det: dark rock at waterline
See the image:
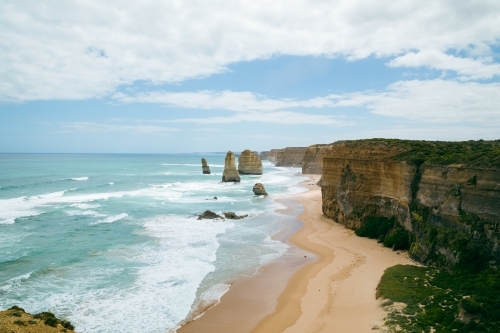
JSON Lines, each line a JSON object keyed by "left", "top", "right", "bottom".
{"left": 223, "top": 211, "right": 248, "bottom": 220}
{"left": 253, "top": 183, "right": 268, "bottom": 196}
{"left": 197, "top": 210, "right": 223, "bottom": 220}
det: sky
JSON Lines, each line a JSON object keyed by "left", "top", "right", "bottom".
{"left": 1, "top": 0, "right": 500, "bottom": 153}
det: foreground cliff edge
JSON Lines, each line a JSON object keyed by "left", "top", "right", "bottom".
{"left": 0, "top": 306, "right": 77, "bottom": 333}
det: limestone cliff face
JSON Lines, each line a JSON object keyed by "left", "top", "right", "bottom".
{"left": 222, "top": 151, "right": 241, "bottom": 182}
{"left": 201, "top": 158, "right": 211, "bottom": 174}
{"left": 268, "top": 149, "right": 279, "bottom": 164}
{"left": 321, "top": 140, "right": 500, "bottom": 268}
{"left": 238, "top": 150, "right": 263, "bottom": 175}
{"left": 259, "top": 151, "right": 270, "bottom": 160}
{"left": 302, "top": 143, "right": 337, "bottom": 174}
{"left": 269, "top": 147, "right": 307, "bottom": 167}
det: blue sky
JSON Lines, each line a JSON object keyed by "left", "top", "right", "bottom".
{"left": 1, "top": 1, "right": 500, "bottom": 153}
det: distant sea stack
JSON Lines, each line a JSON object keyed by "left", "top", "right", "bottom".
{"left": 253, "top": 183, "right": 268, "bottom": 196}
{"left": 238, "top": 150, "right": 263, "bottom": 175}
{"left": 201, "top": 158, "right": 211, "bottom": 174}
{"left": 259, "top": 151, "right": 270, "bottom": 160}
{"left": 222, "top": 151, "right": 241, "bottom": 182}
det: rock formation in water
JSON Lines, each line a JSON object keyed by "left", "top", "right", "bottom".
{"left": 259, "top": 151, "right": 270, "bottom": 160}
{"left": 238, "top": 150, "right": 263, "bottom": 175}
{"left": 201, "top": 158, "right": 211, "bottom": 174}
{"left": 253, "top": 183, "right": 268, "bottom": 196}
{"left": 0, "top": 306, "right": 76, "bottom": 333}
{"left": 321, "top": 139, "right": 500, "bottom": 269}
{"left": 267, "top": 147, "right": 307, "bottom": 167}
{"left": 223, "top": 212, "right": 248, "bottom": 219}
{"left": 302, "top": 143, "right": 338, "bottom": 174}
{"left": 222, "top": 151, "right": 241, "bottom": 182}
{"left": 198, "top": 210, "right": 223, "bottom": 220}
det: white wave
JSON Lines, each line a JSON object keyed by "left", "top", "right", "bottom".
{"left": 70, "top": 203, "right": 100, "bottom": 209}
{"left": 109, "top": 182, "right": 114, "bottom": 185}
{"left": 94, "top": 213, "right": 128, "bottom": 224}
{"left": 259, "top": 235, "right": 290, "bottom": 265}
{"left": 66, "top": 210, "right": 106, "bottom": 217}
{"left": 70, "top": 177, "right": 89, "bottom": 181}
{"left": 0, "top": 272, "right": 32, "bottom": 292}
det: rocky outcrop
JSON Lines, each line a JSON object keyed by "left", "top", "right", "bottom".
{"left": 321, "top": 139, "right": 500, "bottom": 269}
{"left": 222, "top": 151, "right": 241, "bottom": 182}
{"left": 253, "top": 183, "right": 268, "bottom": 196}
{"left": 223, "top": 212, "right": 248, "bottom": 220}
{"left": 201, "top": 158, "right": 211, "bottom": 174}
{"left": 259, "top": 151, "right": 270, "bottom": 160}
{"left": 302, "top": 143, "right": 337, "bottom": 174}
{"left": 198, "top": 210, "right": 223, "bottom": 220}
{"left": 0, "top": 306, "right": 76, "bottom": 333}
{"left": 238, "top": 150, "right": 263, "bottom": 175}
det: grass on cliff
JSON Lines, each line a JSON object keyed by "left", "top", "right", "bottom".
{"left": 377, "top": 265, "right": 500, "bottom": 333}
{"left": 345, "top": 139, "right": 500, "bottom": 169}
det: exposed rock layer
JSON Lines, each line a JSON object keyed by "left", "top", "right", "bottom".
{"left": 253, "top": 183, "right": 268, "bottom": 196}
{"left": 222, "top": 151, "right": 241, "bottom": 182}
{"left": 201, "top": 158, "right": 211, "bottom": 174}
{"left": 238, "top": 150, "right": 263, "bottom": 175}
{"left": 321, "top": 139, "right": 500, "bottom": 268}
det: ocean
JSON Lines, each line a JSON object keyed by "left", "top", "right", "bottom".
{"left": 0, "top": 153, "right": 305, "bottom": 333}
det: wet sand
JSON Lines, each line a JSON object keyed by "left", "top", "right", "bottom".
{"left": 178, "top": 175, "right": 417, "bottom": 333}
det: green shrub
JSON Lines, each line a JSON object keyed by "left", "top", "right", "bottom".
{"left": 384, "top": 229, "right": 410, "bottom": 250}
{"left": 462, "top": 298, "right": 485, "bottom": 315}
{"left": 61, "top": 320, "right": 75, "bottom": 330}
{"left": 13, "top": 320, "right": 27, "bottom": 326}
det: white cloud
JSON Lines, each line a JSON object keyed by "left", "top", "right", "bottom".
{"left": 1, "top": 0, "right": 500, "bottom": 102}
{"left": 114, "top": 79, "right": 500, "bottom": 125}
{"left": 387, "top": 51, "right": 500, "bottom": 80}
{"left": 56, "top": 122, "right": 178, "bottom": 134}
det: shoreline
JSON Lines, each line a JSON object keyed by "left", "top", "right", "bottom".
{"left": 178, "top": 175, "right": 418, "bottom": 333}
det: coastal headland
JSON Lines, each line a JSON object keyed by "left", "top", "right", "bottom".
{"left": 178, "top": 175, "right": 416, "bottom": 333}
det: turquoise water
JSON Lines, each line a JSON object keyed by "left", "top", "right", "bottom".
{"left": 0, "top": 154, "right": 305, "bottom": 333}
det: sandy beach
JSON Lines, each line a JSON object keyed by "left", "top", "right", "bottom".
{"left": 178, "top": 175, "right": 417, "bottom": 333}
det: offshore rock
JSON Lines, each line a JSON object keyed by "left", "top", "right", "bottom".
{"left": 238, "top": 149, "right": 263, "bottom": 175}
{"left": 253, "top": 183, "right": 268, "bottom": 196}
{"left": 259, "top": 151, "right": 270, "bottom": 160}
{"left": 222, "top": 151, "right": 241, "bottom": 182}
{"left": 201, "top": 158, "right": 211, "bottom": 174}
{"left": 321, "top": 139, "right": 500, "bottom": 268}
{"left": 223, "top": 211, "right": 249, "bottom": 219}
{"left": 198, "top": 210, "right": 223, "bottom": 220}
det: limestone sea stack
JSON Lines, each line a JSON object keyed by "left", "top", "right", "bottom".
{"left": 259, "top": 151, "right": 270, "bottom": 160}
{"left": 201, "top": 158, "right": 211, "bottom": 174}
{"left": 253, "top": 183, "right": 268, "bottom": 196}
{"left": 238, "top": 149, "right": 263, "bottom": 175}
{"left": 222, "top": 151, "right": 241, "bottom": 182}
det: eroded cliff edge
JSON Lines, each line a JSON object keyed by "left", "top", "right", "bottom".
{"left": 321, "top": 139, "right": 500, "bottom": 270}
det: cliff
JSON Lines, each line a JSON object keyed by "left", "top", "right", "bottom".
{"left": 201, "top": 158, "right": 210, "bottom": 174}
{"left": 222, "top": 151, "right": 240, "bottom": 182}
{"left": 259, "top": 151, "right": 270, "bottom": 160}
{"left": 238, "top": 150, "right": 263, "bottom": 175}
{"left": 302, "top": 143, "right": 337, "bottom": 174}
{"left": 268, "top": 149, "right": 279, "bottom": 164}
{"left": 0, "top": 306, "right": 76, "bottom": 333}
{"left": 321, "top": 139, "right": 500, "bottom": 270}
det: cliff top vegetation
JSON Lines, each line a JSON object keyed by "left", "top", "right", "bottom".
{"left": 336, "top": 139, "right": 500, "bottom": 169}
